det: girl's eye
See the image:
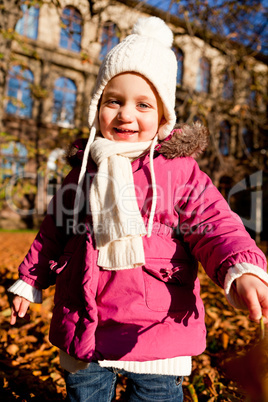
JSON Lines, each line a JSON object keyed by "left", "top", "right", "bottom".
{"left": 107, "top": 99, "right": 120, "bottom": 106}
{"left": 138, "top": 103, "right": 150, "bottom": 109}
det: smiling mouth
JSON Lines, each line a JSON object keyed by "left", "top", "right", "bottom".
{"left": 114, "top": 128, "right": 137, "bottom": 135}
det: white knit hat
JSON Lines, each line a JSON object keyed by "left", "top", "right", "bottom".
{"left": 88, "top": 16, "right": 177, "bottom": 140}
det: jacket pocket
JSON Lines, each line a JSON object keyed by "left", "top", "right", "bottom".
{"left": 143, "top": 257, "right": 198, "bottom": 313}
{"left": 143, "top": 270, "right": 194, "bottom": 313}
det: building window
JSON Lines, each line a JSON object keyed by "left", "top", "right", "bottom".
{"left": 60, "top": 7, "right": 82, "bottom": 53}
{"left": 47, "top": 148, "right": 66, "bottom": 198}
{"left": 52, "top": 77, "right": 77, "bottom": 127}
{"left": 196, "top": 57, "right": 210, "bottom": 93}
{"left": 173, "top": 47, "right": 183, "bottom": 86}
{"left": 15, "top": 3, "right": 39, "bottom": 39}
{"left": 248, "top": 76, "right": 258, "bottom": 108}
{"left": 6, "top": 65, "right": 34, "bottom": 118}
{"left": 0, "top": 141, "right": 28, "bottom": 179}
{"left": 219, "top": 120, "right": 231, "bottom": 155}
{"left": 242, "top": 126, "right": 253, "bottom": 153}
{"left": 99, "top": 22, "right": 120, "bottom": 61}
{"left": 222, "top": 71, "right": 234, "bottom": 100}
{"left": 248, "top": 89, "right": 257, "bottom": 108}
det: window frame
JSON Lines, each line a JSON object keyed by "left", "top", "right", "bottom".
{"left": 0, "top": 141, "right": 28, "bottom": 179}
{"left": 5, "top": 65, "right": 34, "bottom": 118}
{"left": 219, "top": 120, "right": 231, "bottom": 156}
{"left": 52, "top": 77, "right": 77, "bottom": 127}
{"left": 59, "top": 6, "right": 82, "bottom": 53}
{"left": 15, "top": 3, "right": 39, "bottom": 40}
{"left": 99, "top": 21, "right": 120, "bottom": 61}
{"left": 173, "top": 47, "right": 184, "bottom": 86}
{"left": 196, "top": 57, "right": 211, "bottom": 93}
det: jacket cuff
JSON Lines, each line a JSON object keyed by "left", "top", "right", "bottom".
{"left": 8, "top": 279, "right": 42, "bottom": 303}
{"left": 224, "top": 263, "right": 268, "bottom": 309}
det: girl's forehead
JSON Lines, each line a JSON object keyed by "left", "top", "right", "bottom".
{"left": 103, "top": 73, "right": 162, "bottom": 101}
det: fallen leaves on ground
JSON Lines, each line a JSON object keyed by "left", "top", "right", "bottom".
{"left": 0, "top": 232, "right": 266, "bottom": 401}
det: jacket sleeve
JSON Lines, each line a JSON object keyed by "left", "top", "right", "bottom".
{"left": 17, "top": 166, "right": 81, "bottom": 290}
{"left": 175, "top": 158, "right": 267, "bottom": 288}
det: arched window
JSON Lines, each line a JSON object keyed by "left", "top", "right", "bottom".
{"left": 219, "top": 120, "right": 231, "bottom": 155}
{"left": 0, "top": 141, "right": 28, "bottom": 179}
{"left": 15, "top": 3, "right": 39, "bottom": 39}
{"left": 222, "top": 71, "right": 234, "bottom": 100}
{"left": 173, "top": 47, "right": 184, "bottom": 86}
{"left": 60, "top": 7, "right": 82, "bottom": 52}
{"left": 196, "top": 57, "right": 210, "bottom": 93}
{"left": 99, "top": 22, "right": 120, "bottom": 61}
{"left": 52, "top": 77, "right": 77, "bottom": 127}
{"left": 6, "top": 65, "right": 34, "bottom": 118}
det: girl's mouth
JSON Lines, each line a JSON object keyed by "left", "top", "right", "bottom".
{"left": 114, "top": 128, "right": 137, "bottom": 134}
{"left": 114, "top": 128, "right": 138, "bottom": 138}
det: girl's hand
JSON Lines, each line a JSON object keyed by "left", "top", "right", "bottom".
{"left": 10, "top": 295, "right": 30, "bottom": 325}
{"left": 235, "top": 274, "right": 268, "bottom": 325}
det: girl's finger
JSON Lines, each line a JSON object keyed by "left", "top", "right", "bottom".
{"left": 10, "top": 296, "right": 30, "bottom": 325}
{"left": 18, "top": 298, "right": 30, "bottom": 318}
{"left": 10, "top": 307, "right": 18, "bottom": 325}
{"left": 247, "top": 294, "right": 262, "bottom": 322}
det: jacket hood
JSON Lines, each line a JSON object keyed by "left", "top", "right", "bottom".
{"left": 66, "top": 122, "right": 210, "bottom": 167}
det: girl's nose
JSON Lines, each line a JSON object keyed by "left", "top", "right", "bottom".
{"left": 117, "top": 107, "right": 134, "bottom": 122}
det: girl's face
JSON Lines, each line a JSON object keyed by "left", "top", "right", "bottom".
{"left": 98, "top": 73, "right": 165, "bottom": 142}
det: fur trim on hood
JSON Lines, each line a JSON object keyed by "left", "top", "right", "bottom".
{"left": 66, "top": 122, "right": 210, "bottom": 167}
{"left": 158, "top": 122, "right": 209, "bottom": 159}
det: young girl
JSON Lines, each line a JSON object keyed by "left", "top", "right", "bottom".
{"left": 9, "top": 17, "right": 268, "bottom": 401}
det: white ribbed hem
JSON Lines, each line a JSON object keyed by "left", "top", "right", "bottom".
{"left": 99, "top": 356, "right": 192, "bottom": 376}
{"left": 98, "top": 236, "right": 145, "bottom": 270}
{"left": 224, "top": 263, "right": 268, "bottom": 309}
{"left": 8, "top": 279, "right": 42, "bottom": 303}
{"left": 60, "top": 349, "right": 192, "bottom": 376}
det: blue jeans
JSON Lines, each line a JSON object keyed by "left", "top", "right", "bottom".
{"left": 65, "top": 361, "right": 184, "bottom": 401}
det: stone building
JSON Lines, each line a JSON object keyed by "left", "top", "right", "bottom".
{"left": 0, "top": 0, "right": 267, "bottom": 241}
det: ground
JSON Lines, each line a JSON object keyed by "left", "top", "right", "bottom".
{"left": 0, "top": 231, "right": 267, "bottom": 401}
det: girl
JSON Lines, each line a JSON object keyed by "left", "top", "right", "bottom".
{"left": 9, "top": 17, "right": 268, "bottom": 401}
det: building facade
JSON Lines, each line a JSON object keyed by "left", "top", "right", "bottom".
{"left": 0, "top": 0, "right": 267, "bottom": 241}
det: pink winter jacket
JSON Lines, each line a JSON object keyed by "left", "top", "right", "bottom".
{"left": 17, "top": 128, "right": 267, "bottom": 363}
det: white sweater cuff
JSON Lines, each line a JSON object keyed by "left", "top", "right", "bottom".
{"left": 8, "top": 279, "right": 42, "bottom": 303}
{"left": 224, "top": 263, "right": 268, "bottom": 310}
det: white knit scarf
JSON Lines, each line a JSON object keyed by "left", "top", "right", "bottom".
{"left": 90, "top": 137, "right": 154, "bottom": 270}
